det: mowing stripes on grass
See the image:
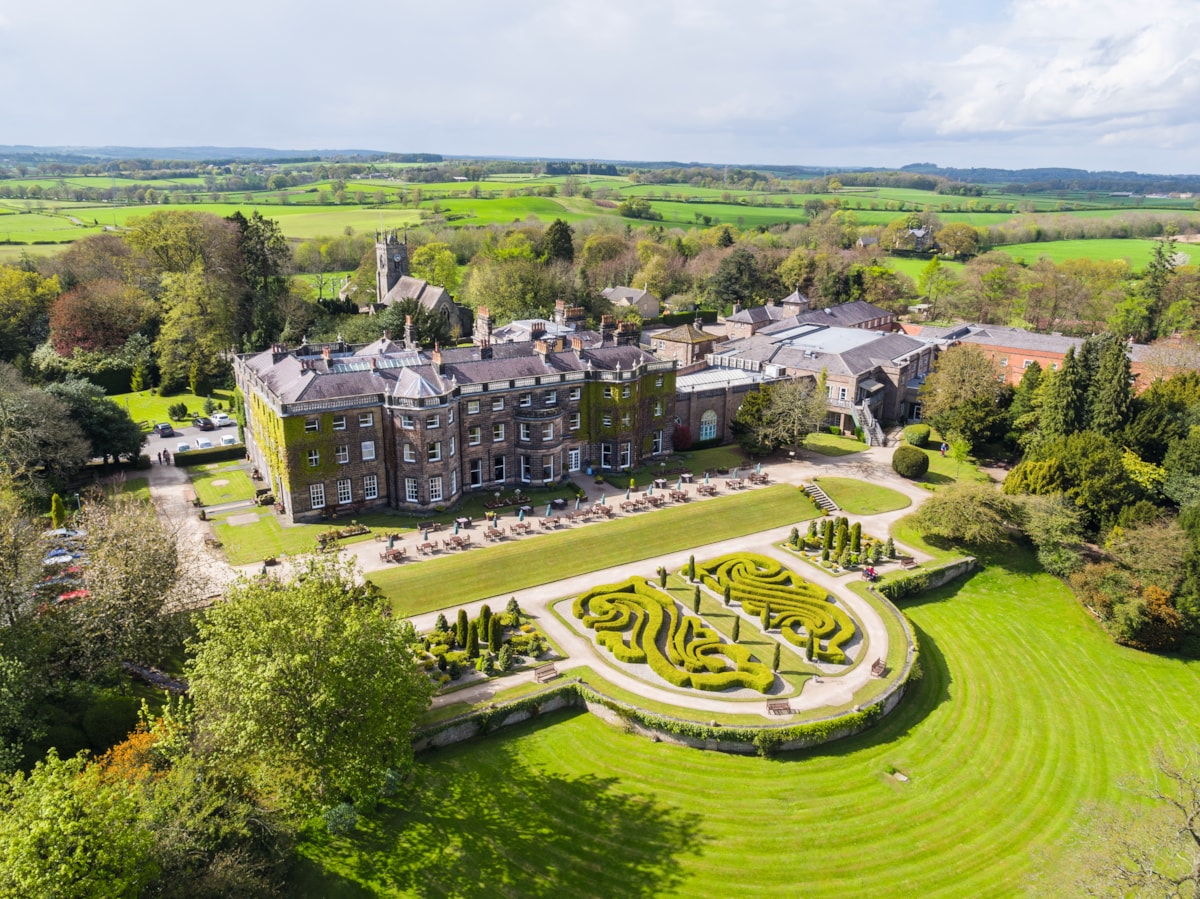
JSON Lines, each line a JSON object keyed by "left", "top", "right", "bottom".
{"left": 373, "top": 485, "right": 817, "bottom": 616}
{"left": 293, "top": 548, "right": 1200, "bottom": 897}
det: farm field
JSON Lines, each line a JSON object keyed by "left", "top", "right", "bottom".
{"left": 291, "top": 546, "right": 1200, "bottom": 897}
{"left": 996, "top": 237, "right": 1168, "bottom": 268}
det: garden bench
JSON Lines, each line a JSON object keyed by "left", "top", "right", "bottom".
{"left": 899, "top": 557, "right": 918, "bottom": 570}
{"left": 870, "top": 658, "right": 887, "bottom": 677}
{"left": 767, "top": 701, "right": 792, "bottom": 716}
{"left": 417, "top": 521, "right": 443, "bottom": 532}
{"left": 534, "top": 663, "right": 558, "bottom": 683}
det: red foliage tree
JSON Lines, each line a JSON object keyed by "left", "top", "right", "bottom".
{"left": 49, "top": 279, "right": 154, "bottom": 355}
{"left": 672, "top": 423, "right": 692, "bottom": 451}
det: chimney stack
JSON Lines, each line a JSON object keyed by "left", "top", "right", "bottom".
{"left": 432, "top": 345, "right": 443, "bottom": 373}
{"left": 404, "top": 314, "right": 415, "bottom": 350}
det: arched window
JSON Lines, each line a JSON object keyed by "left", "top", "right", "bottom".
{"left": 699, "top": 410, "right": 718, "bottom": 441}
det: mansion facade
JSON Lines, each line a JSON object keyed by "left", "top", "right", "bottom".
{"left": 234, "top": 331, "right": 675, "bottom": 522}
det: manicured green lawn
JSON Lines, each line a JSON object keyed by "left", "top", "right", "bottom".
{"left": 212, "top": 510, "right": 405, "bottom": 565}
{"left": 109, "top": 389, "right": 237, "bottom": 431}
{"left": 804, "top": 433, "right": 866, "bottom": 456}
{"left": 189, "top": 466, "right": 256, "bottom": 506}
{"left": 813, "top": 477, "right": 911, "bottom": 514}
{"left": 292, "top": 546, "right": 1200, "bottom": 897}
{"left": 372, "top": 485, "right": 818, "bottom": 616}
{"left": 914, "top": 443, "right": 993, "bottom": 486}
{"left": 107, "top": 477, "right": 150, "bottom": 503}
{"left": 1000, "top": 238, "right": 1163, "bottom": 269}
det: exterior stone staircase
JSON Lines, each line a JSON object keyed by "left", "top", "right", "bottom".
{"left": 804, "top": 483, "right": 840, "bottom": 513}
{"left": 853, "top": 402, "right": 887, "bottom": 447}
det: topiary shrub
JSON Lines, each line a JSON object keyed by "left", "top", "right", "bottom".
{"left": 892, "top": 445, "right": 930, "bottom": 479}
{"left": 903, "top": 424, "right": 931, "bottom": 447}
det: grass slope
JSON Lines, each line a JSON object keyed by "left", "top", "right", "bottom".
{"left": 294, "top": 548, "right": 1200, "bottom": 897}
{"left": 372, "top": 485, "right": 817, "bottom": 616}
{"left": 813, "top": 477, "right": 911, "bottom": 515}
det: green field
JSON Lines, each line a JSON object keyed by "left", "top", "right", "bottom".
{"left": 996, "top": 238, "right": 1167, "bottom": 268}
{"left": 370, "top": 485, "right": 818, "bottom": 616}
{"left": 109, "top": 389, "right": 237, "bottom": 431}
{"left": 292, "top": 546, "right": 1200, "bottom": 896}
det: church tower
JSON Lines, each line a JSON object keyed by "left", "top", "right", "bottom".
{"left": 375, "top": 230, "right": 409, "bottom": 303}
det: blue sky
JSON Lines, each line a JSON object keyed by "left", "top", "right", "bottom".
{"left": 2, "top": 0, "right": 1198, "bottom": 173}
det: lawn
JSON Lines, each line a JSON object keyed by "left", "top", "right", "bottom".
{"left": 189, "top": 465, "right": 256, "bottom": 506}
{"left": 999, "top": 238, "right": 1164, "bottom": 269}
{"left": 914, "top": 443, "right": 993, "bottom": 487}
{"left": 107, "top": 477, "right": 150, "bottom": 503}
{"left": 371, "top": 485, "right": 818, "bottom": 616}
{"left": 803, "top": 433, "right": 866, "bottom": 456}
{"left": 211, "top": 510, "right": 404, "bottom": 565}
{"left": 813, "top": 477, "right": 911, "bottom": 515}
{"left": 292, "top": 545, "right": 1200, "bottom": 897}
{"left": 109, "top": 389, "right": 237, "bottom": 431}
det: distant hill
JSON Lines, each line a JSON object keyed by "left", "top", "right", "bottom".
{"left": 899, "top": 162, "right": 1200, "bottom": 193}
{"left": 0, "top": 145, "right": 395, "bottom": 163}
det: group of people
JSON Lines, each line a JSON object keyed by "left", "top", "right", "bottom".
{"left": 155, "top": 450, "right": 172, "bottom": 464}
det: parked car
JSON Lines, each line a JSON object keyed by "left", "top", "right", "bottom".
{"left": 219, "top": 434, "right": 238, "bottom": 446}
{"left": 175, "top": 442, "right": 191, "bottom": 454}
{"left": 211, "top": 412, "right": 233, "bottom": 427}
{"left": 152, "top": 423, "right": 175, "bottom": 438}
{"left": 195, "top": 438, "right": 214, "bottom": 450}
{"left": 193, "top": 416, "right": 215, "bottom": 431}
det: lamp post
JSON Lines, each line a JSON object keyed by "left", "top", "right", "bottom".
{"left": 73, "top": 493, "right": 81, "bottom": 513}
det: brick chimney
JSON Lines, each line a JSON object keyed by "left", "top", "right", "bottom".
{"left": 322, "top": 345, "right": 331, "bottom": 362}
{"left": 570, "top": 336, "right": 584, "bottom": 354}
{"left": 404, "top": 315, "right": 415, "bottom": 350}
{"left": 530, "top": 321, "right": 546, "bottom": 340}
{"left": 432, "top": 344, "right": 443, "bottom": 374}
{"left": 474, "top": 306, "right": 492, "bottom": 346}
{"left": 534, "top": 339, "right": 550, "bottom": 361}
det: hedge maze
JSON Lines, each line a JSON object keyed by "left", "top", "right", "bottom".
{"left": 572, "top": 576, "right": 775, "bottom": 693}
{"left": 695, "top": 553, "right": 857, "bottom": 664}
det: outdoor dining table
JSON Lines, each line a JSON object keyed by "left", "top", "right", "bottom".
{"left": 697, "top": 484, "right": 717, "bottom": 496}
{"left": 485, "top": 527, "right": 504, "bottom": 541}
{"left": 680, "top": 472, "right": 694, "bottom": 483}
{"left": 653, "top": 478, "right": 667, "bottom": 489}
{"left": 417, "top": 542, "right": 438, "bottom": 554}
{"left": 455, "top": 516, "right": 472, "bottom": 528}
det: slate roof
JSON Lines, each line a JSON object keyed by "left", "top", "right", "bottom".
{"left": 656, "top": 323, "right": 716, "bottom": 344}
{"left": 381, "top": 276, "right": 451, "bottom": 310}
{"left": 712, "top": 326, "right": 927, "bottom": 378}
{"left": 727, "top": 305, "right": 785, "bottom": 325}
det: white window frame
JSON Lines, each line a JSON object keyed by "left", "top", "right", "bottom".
{"left": 491, "top": 397, "right": 504, "bottom": 411}
{"left": 619, "top": 442, "right": 632, "bottom": 469}
{"left": 622, "top": 385, "right": 631, "bottom": 399}
{"left": 468, "top": 426, "right": 481, "bottom": 446}
{"left": 359, "top": 412, "right": 374, "bottom": 428}
{"left": 700, "top": 411, "right": 718, "bottom": 441}
{"left": 427, "top": 414, "right": 441, "bottom": 429}
{"left": 600, "top": 443, "right": 613, "bottom": 469}
{"left": 654, "top": 400, "right": 663, "bottom": 416}
{"left": 336, "top": 478, "right": 352, "bottom": 504}
{"left": 519, "top": 422, "right": 531, "bottom": 442}
{"left": 621, "top": 413, "right": 631, "bottom": 428}
{"left": 403, "top": 444, "right": 416, "bottom": 463}
{"left": 310, "top": 483, "right": 326, "bottom": 509}
{"left": 405, "top": 477, "right": 418, "bottom": 503}
{"left": 493, "top": 423, "right": 505, "bottom": 442}
{"left": 469, "top": 458, "right": 483, "bottom": 488}
{"left": 493, "top": 456, "right": 506, "bottom": 482}
{"left": 543, "top": 423, "right": 554, "bottom": 441}
{"left": 467, "top": 399, "right": 480, "bottom": 414}
{"left": 305, "top": 418, "right": 319, "bottom": 433}
{"left": 545, "top": 390, "right": 557, "bottom": 406}
{"left": 449, "top": 435, "right": 456, "bottom": 457}
{"left": 335, "top": 445, "right": 349, "bottom": 464}
{"left": 361, "top": 440, "right": 376, "bottom": 461}
{"left": 519, "top": 392, "right": 532, "bottom": 408}
{"left": 655, "top": 375, "right": 664, "bottom": 387}
{"left": 569, "top": 412, "right": 581, "bottom": 431}
{"left": 568, "top": 448, "right": 581, "bottom": 472}
{"left": 363, "top": 474, "right": 378, "bottom": 500}
{"left": 603, "top": 386, "right": 613, "bottom": 399}
{"left": 520, "top": 455, "right": 531, "bottom": 483}
{"left": 450, "top": 469, "right": 457, "bottom": 494}
{"left": 602, "top": 413, "right": 612, "bottom": 427}
{"left": 427, "top": 441, "right": 441, "bottom": 462}
{"left": 333, "top": 415, "right": 347, "bottom": 431}
{"left": 652, "top": 430, "right": 663, "bottom": 453}
{"left": 569, "top": 387, "right": 581, "bottom": 401}
{"left": 308, "top": 449, "right": 320, "bottom": 467}
{"left": 401, "top": 414, "right": 415, "bottom": 429}
{"left": 429, "top": 476, "right": 443, "bottom": 503}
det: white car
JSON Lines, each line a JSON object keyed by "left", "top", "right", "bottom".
{"left": 220, "top": 434, "right": 238, "bottom": 446}
{"left": 211, "top": 412, "right": 233, "bottom": 427}
{"left": 175, "top": 442, "right": 191, "bottom": 454}
{"left": 195, "top": 438, "right": 214, "bottom": 450}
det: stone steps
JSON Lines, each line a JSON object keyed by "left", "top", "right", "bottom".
{"left": 804, "top": 483, "right": 840, "bottom": 513}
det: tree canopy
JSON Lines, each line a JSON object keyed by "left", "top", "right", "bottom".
{"left": 187, "top": 558, "right": 433, "bottom": 815}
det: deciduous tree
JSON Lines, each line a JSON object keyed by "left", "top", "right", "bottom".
{"left": 187, "top": 558, "right": 433, "bottom": 815}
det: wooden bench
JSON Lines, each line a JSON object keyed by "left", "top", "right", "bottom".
{"left": 534, "top": 663, "right": 558, "bottom": 683}
{"left": 767, "top": 701, "right": 792, "bottom": 716}
{"left": 899, "top": 558, "right": 919, "bottom": 570}
{"left": 870, "top": 658, "right": 887, "bottom": 677}
{"left": 417, "top": 521, "right": 443, "bottom": 532}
